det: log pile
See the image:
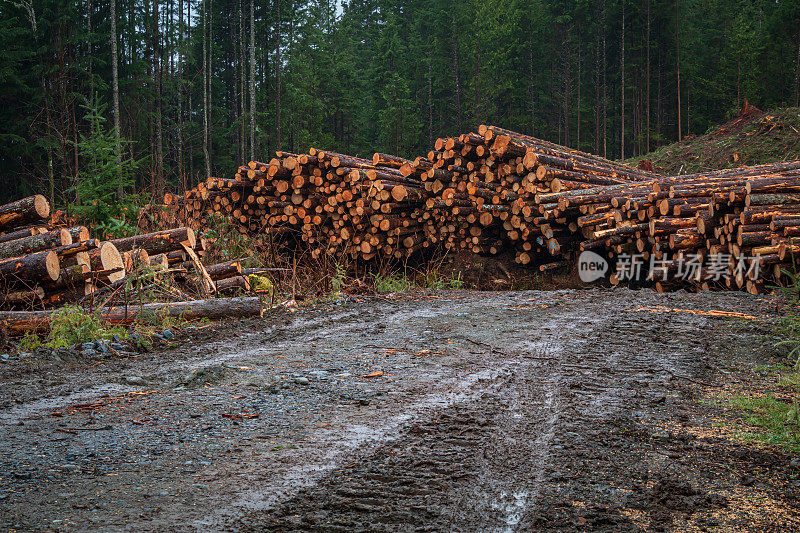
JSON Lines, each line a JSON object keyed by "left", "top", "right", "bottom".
{"left": 409, "top": 125, "right": 657, "bottom": 266}
{"left": 162, "top": 150, "right": 432, "bottom": 261}
{"left": 0, "top": 195, "right": 230, "bottom": 310}
{"left": 551, "top": 161, "right": 800, "bottom": 294}
{"left": 144, "top": 125, "right": 800, "bottom": 295}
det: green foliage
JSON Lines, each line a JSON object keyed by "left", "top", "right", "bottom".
{"left": 772, "top": 265, "right": 800, "bottom": 369}
{"left": 19, "top": 305, "right": 128, "bottom": 351}
{"left": 728, "top": 395, "right": 800, "bottom": 453}
{"left": 448, "top": 271, "right": 464, "bottom": 290}
{"left": 69, "top": 96, "right": 143, "bottom": 238}
{"left": 203, "top": 213, "right": 266, "bottom": 267}
{"left": 374, "top": 273, "right": 414, "bottom": 294}
{"left": 3, "top": 0, "right": 800, "bottom": 202}
{"left": 331, "top": 263, "right": 347, "bottom": 293}
{"left": 46, "top": 305, "right": 103, "bottom": 348}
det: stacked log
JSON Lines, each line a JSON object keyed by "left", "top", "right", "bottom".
{"left": 0, "top": 194, "right": 222, "bottom": 309}
{"left": 146, "top": 125, "right": 800, "bottom": 295}
{"left": 409, "top": 125, "right": 656, "bottom": 264}
{"left": 171, "top": 150, "right": 431, "bottom": 261}
{"left": 544, "top": 161, "right": 800, "bottom": 294}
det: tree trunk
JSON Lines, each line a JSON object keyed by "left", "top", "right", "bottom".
{"left": 275, "top": 0, "right": 282, "bottom": 149}
{"left": 111, "top": 0, "right": 122, "bottom": 195}
{"left": 601, "top": 0, "right": 607, "bottom": 158}
{"left": 646, "top": 0, "right": 650, "bottom": 153}
{"left": 153, "top": 0, "right": 164, "bottom": 196}
{"left": 0, "top": 196, "right": 50, "bottom": 230}
{"left": 203, "top": 0, "right": 212, "bottom": 177}
{"left": 529, "top": 31, "right": 536, "bottom": 136}
{"left": 620, "top": 0, "right": 625, "bottom": 160}
{"left": 0, "top": 229, "right": 71, "bottom": 260}
{"left": 794, "top": 26, "right": 800, "bottom": 107}
{"left": 452, "top": 12, "right": 462, "bottom": 132}
{"left": 576, "top": 31, "right": 581, "bottom": 149}
{"left": 249, "top": 0, "right": 256, "bottom": 161}
{"left": 109, "top": 228, "right": 196, "bottom": 255}
{"left": 0, "top": 297, "right": 265, "bottom": 335}
{"left": 0, "top": 250, "right": 60, "bottom": 284}
{"left": 676, "top": 0, "right": 682, "bottom": 142}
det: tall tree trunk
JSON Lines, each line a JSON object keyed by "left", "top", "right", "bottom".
{"left": 452, "top": 12, "right": 463, "bottom": 133}
{"left": 111, "top": 0, "right": 122, "bottom": 195}
{"left": 238, "top": 0, "right": 245, "bottom": 164}
{"left": 275, "top": 0, "right": 282, "bottom": 149}
{"left": 529, "top": 32, "right": 535, "bottom": 136}
{"left": 794, "top": 27, "right": 800, "bottom": 107}
{"left": 620, "top": 0, "right": 625, "bottom": 160}
{"left": 202, "top": 0, "right": 211, "bottom": 177}
{"left": 86, "top": 0, "right": 93, "bottom": 100}
{"left": 686, "top": 82, "right": 690, "bottom": 135}
{"left": 153, "top": 0, "right": 164, "bottom": 195}
{"left": 249, "top": 0, "right": 256, "bottom": 161}
{"left": 576, "top": 31, "right": 581, "bottom": 149}
{"left": 737, "top": 54, "right": 741, "bottom": 109}
{"left": 178, "top": 0, "right": 185, "bottom": 191}
{"left": 594, "top": 16, "right": 600, "bottom": 155}
{"left": 427, "top": 49, "right": 433, "bottom": 145}
{"left": 657, "top": 46, "right": 662, "bottom": 142}
{"left": 562, "top": 32, "right": 570, "bottom": 147}
{"left": 676, "top": 0, "right": 682, "bottom": 142}
{"left": 601, "top": 0, "right": 607, "bottom": 158}
{"left": 646, "top": 0, "right": 650, "bottom": 153}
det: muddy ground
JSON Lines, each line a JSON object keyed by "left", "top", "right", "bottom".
{"left": 0, "top": 288, "right": 798, "bottom": 531}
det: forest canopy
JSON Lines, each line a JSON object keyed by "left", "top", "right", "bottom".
{"left": 1, "top": 0, "right": 799, "bottom": 204}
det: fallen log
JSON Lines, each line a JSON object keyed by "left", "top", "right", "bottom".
{"left": 110, "top": 227, "right": 196, "bottom": 255}
{"left": 0, "top": 296, "right": 265, "bottom": 335}
{"left": 0, "top": 250, "right": 60, "bottom": 283}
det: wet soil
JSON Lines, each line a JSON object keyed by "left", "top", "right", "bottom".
{"left": 0, "top": 288, "right": 798, "bottom": 531}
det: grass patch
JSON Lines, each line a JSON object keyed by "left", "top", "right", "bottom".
{"left": 373, "top": 269, "right": 465, "bottom": 294}
{"left": 19, "top": 305, "right": 128, "bottom": 351}
{"left": 727, "top": 395, "right": 800, "bottom": 453}
{"left": 374, "top": 273, "right": 414, "bottom": 294}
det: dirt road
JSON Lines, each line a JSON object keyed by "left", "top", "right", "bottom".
{"left": 0, "top": 288, "right": 798, "bottom": 531}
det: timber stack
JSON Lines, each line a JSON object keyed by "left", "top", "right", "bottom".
{"left": 146, "top": 124, "right": 800, "bottom": 294}
{"left": 162, "top": 149, "right": 431, "bottom": 261}
{"left": 410, "top": 125, "right": 657, "bottom": 266}
{"left": 0, "top": 194, "right": 260, "bottom": 310}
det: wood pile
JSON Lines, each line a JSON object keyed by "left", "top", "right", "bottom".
{"left": 0, "top": 195, "right": 248, "bottom": 310}
{"left": 160, "top": 150, "right": 432, "bottom": 261}
{"left": 144, "top": 125, "right": 800, "bottom": 294}
{"left": 549, "top": 160, "right": 800, "bottom": 294}
{"left": 407, "top": 125, "right": 657, "bottom": 266}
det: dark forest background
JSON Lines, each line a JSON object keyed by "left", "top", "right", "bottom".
{"left": 1, "top": 0, "right": 799, "bottom": 205}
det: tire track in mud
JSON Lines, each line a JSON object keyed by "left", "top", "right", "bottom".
{"left": 232, "top": 297, "right": 726, "bottom": 532}
{"left": 1, "top": 289, "right": 786, "bottom": 531}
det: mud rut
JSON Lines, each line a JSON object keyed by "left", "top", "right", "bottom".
{"left": 236, "top": 294, "right": 724, "bottom": 532}
{"left": 0, "top": 289, "right": 797, "bottom": 532}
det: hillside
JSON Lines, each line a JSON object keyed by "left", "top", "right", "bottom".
{"left": 628, "top": 105, "right": 800, "bottom": 175}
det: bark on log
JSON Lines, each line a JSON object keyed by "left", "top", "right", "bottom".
{"left": 0, "top": 228, "right": 71, "bottom": 260}
{"left": 110, "top": 227, "right": 196, "bottom": 255}
{"left": 0, "top": 250, "right": 60, "bottom": 283}
{"left": 0, "top": 296, "right": 265, "bottom": 335}
{"left": 0, "top": 195, "right": 50, "bottom": 229}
